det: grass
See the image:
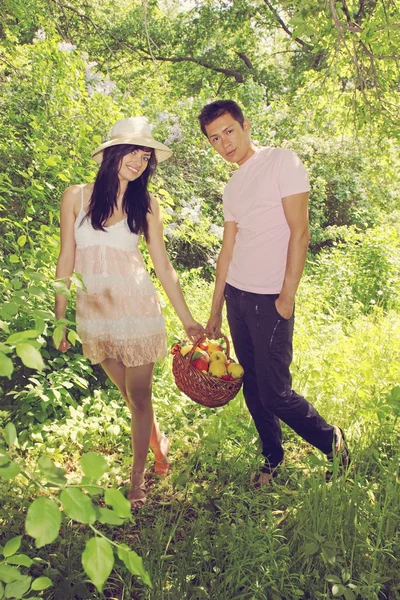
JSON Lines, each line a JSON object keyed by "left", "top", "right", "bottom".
{"left": 1, "top": 280, "right": 399, "bottom": 600}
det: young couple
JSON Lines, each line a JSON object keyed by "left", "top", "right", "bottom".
{"left": 55, "top": 101, "right": 349, "bottom": 507}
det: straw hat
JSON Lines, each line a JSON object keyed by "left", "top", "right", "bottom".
{"left": 91, "top": 116, "right": 173, "bottom": 163}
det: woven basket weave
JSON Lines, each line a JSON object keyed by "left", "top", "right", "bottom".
{"left": 172, "top": 334, "right": 243, "bottom": 408}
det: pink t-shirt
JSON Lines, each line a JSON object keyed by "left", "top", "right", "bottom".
{"left": 223, "top": 147, "right": 309, "bottom": 294}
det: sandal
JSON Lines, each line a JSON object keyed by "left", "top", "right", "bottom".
{"left": 128, "top": 471, "right": 146, "bottom": 507}
{"left": 326, "top": 426, "right": 351, "bottom": 481}
{"left": 154, "top": 435, "right": 171, "bottom": 477}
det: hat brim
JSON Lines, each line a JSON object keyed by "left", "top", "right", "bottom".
{"left": 91, "top": 135, "right": 173, "bottom": 164}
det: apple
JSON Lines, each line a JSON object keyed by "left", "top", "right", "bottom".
{"left": 209, "top": 361, "right": 227, "bottom": 378}
{"left": 209, "top": 351, "right": 227, "bottom": 363}
{"left": 191, "top": 349, "right": 210, "bottom": 363}
{"left": 180, "top": 344, "right": 192, "bottom": 357}
{"left": 227, "top": 363, "right": 244, "bottom": 379}
{"left": 192, "top": 357, "right": 209, "bottom": 372}
{"left": 207, "top": 342, "right": 223, "bottom": 355}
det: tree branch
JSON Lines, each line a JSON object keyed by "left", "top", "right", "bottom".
{"left": 261, "top": 0, "right": 313, "bottom": 50}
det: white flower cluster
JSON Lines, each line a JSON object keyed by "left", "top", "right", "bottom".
{"left": 84, "top": 60, "right": 116, "bottom": 97}
{"left": 180, "top": 197, "right": 201, "bottom": 224}
{"left": 209, "top": 224, "right": 223, "bottom": 240}
{"left": 164, "top": 123, "right": 184, "bottom": 146}
{"left": 33, "top": 29, "right": 46, "bottom": 43}
{"left": 57, "top": 41, "right": 77, "bottom": 53}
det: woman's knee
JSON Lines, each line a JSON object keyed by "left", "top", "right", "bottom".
{"left": 126, "top": 385, "right": 152, "bottom": 411}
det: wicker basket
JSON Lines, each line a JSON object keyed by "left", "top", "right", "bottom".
{"left": 172, "top": 334, "right": 243, "bottom": 408}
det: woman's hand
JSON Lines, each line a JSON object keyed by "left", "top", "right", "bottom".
{"left": 183, "top": 320, "right": 205, "bottom": 342}
{"left": 55, "top": 328, "right": 71, "bottom": 352}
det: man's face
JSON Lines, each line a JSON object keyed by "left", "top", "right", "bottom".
{"left": 205, "top": 113, "right": 253, "bottom": 166}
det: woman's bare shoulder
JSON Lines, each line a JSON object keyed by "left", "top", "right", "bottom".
{"left": 61, "top": 183, "right": 94, "bottom": 215}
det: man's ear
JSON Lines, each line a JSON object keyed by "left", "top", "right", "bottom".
{"left": 243, "top": 119, "right": 251, "bottom": 132}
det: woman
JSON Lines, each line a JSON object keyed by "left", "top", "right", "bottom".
{"left": 55, "top": 116, "right": 203, "bottom": 506}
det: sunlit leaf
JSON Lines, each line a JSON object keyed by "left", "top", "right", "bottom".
{"left": 2, "top": 536, "right": 22, "bottom": 558}
{"left": 80, "top": 452, "right": 108, "bottom": 480}
{"left": 4, "top": 423, "right": 17, "bottom": 448}
{"left": 16, "top": 343, "right": 44, "bottom": 370}
{"left": 60, "top": 488, "right": 96, "bottom": 524}
{"left": 25, "top": 497, "right": 61, "bottom": 548}
{"left": 81, "top": 537, "right": 114, "bottom": 593}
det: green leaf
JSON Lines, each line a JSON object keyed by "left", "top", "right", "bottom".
{"left": 38, "top": 457, "right": 66, "bottom": 485}
{"left": 4, "top": 424, "right": 17, "bottom": 448}
{"left": 60, "top": 488, "right": 96, "bottom": 524}
{"left": 17, "top": 235, "right": 27, "bottom": 247}
{"left": 0, "top": 321, "right": 10, "bottom": 334}
{"left": 0, "top": 448, "right": 10, "bottom": 467}
{"left": 3, "top": 537, "right": 21, "bottom": 558}
{"left": 52, "top": 326, "right": 64, "bottom": 351}
{"left": 80, "top": 453, "right": 108, "bottom": 480}
{"left": 0, "top": 565, "right": 21, "bottom": 583}
{"left": 117, "top": 544, "right": 152, "bottom": 587}
{"left": 81, "top": 537, "right": 114, "bottom": 593}
{"left": 326, "top": 575, "right": 342, "bottom": 584}
{"left": 343, "top": 589, "right": 356, "bottom": 600}
{"left": 16, "top": 344, "right": 44, "bottom": 371}
{"left": 303, "top": 541, "right": 319, "bottom": 555}
{"left": 0, "top": 352, "right": 13, "bottom": 379}
{"left": 25, "top": 497, "right": 61, "bottom": 548}
{"left": 0, "top": 462, "right": 20, "bottom": 480}
{"left": 6, "top": 330, "right": 39, "bottom": 344}
{"left": 4, "top": 575, "right": 31, "bottom": 598}
{"left": 0, "top": 581, "right": 3, "bottom": 599}
{"left": 96, "top": 507, "right": 123, "bottom": 526}
{"left": 332, "top": 584, "right": 346, "bottom": 596}
{"left": 104, "top": 488, "right": 131, "bottom": 519}
{"left": 31, "top": 576, "right": 52, "bottom": 591}
{"left": 5, "top": 555, "right": 33, "bottom": 568}
{"left": 67, "top": 329, "right": 80, "bottom": 346}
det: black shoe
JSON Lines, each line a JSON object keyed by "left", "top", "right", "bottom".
{"left": 326, "top": 426, "right": 351, "bottom": 481}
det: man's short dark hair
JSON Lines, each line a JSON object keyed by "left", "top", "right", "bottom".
{"left": 198, "top": 100, "right": 245, "bottom": 136}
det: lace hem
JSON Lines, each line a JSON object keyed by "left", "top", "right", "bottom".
{"left": 83, "top": 333, "right": 168, "bottom": 367}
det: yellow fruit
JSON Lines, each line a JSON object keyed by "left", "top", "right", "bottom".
{"left": 209, "top": 351, "right": 227, "bottom": 363}
{"left": 180, "top": 345, "right": 192, "bottom": 357}
{"left": 209, "top": 361, "right": 227, "bottom": 378}
{"left": 207, "top": 342, "right": 223, "bottom": 355}
{"left": 227, "top": 363, "right": 244, "bottom": 379}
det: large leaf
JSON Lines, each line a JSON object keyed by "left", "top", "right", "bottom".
{"left": 5, "top": 555, "right": 33, "bottom": 568}
{"left": 60, "top": 488, "right": 96, "bottom": 524}
{"left": 96, "top": 507, "right": 123, "bottom": 526}
{"left": 104, "top": 488, "right": 131, "bottom": 519}
{"left": 2, "top": 537, "right": 21, "bottom": 558}
{"left": 15, "top": 344, "right": 44, "bottom": 371}
{"left": 0, "top": 462, "right": 20, "bottom": 480}
{"left": 0, "top": 352, "right": 13, "bottom": 379}
{"left": 117, "top": 544, "right": 152, "bottom": 588}
{"left": 81, "top": 537, "right": 114, "bottom": 593}
{"left": 0, "top": 565, "right": 20, "bottom": 584}
{"left": 25, "top": 497, "right": 61, "bottom": 548}
{"left": 6, "top": 330, "right": 39, "bottom": 344}
{"left": 38, "top": 457, "right": 66, "bottom": 485}
{"left": 31, "top": 576, "right": 52, "bottom": 591}
{"left": 80, "top": 452, "right": 108, "bottom": 480}
{"left": 4, "top": 575, "right": 31, "bottom": 599}
{"left": 4, "top": 424, "right": 17, "bottom": 448}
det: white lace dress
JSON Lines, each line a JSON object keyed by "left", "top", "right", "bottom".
{"left": 74, "top": 188, "right": 167, "bottom": 367}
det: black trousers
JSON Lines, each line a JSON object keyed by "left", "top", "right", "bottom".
{"left": 224, "top": 283, "right": 335, "bottom": 472}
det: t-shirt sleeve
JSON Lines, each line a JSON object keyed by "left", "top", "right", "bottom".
{"left": 278, "top": 149, "right": 310, "bottom": 198}
{"left": 223, "top": 196, "right": 236, "bottom": 222}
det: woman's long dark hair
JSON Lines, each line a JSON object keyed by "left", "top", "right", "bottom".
{"left": 86, "top": 144, "right": 157, "bottom": 241}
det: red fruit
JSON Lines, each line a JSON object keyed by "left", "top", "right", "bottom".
{"left": 221, "top": 374, "right": 231, "bottom": 381}
{"left": 192, "top": 357, "right": 209, "bottom": 372}
{"left": 171, "top": 344, "right": 180, "bottom": 355}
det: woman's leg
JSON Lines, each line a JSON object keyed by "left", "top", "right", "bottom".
{"left": 101, "top": 358, "right": 167, "bottom": 462}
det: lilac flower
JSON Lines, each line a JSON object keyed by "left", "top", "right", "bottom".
{"left": 209, "top": 224, "right": 223, "bottom": 239}
{"left": 33, "top": 29, "right": 46, "bottom": 43}
{"left": 164, "top": 123, "right": 184, "bottom": 145}
{"left": 57, "top": 41, "right": 77, "bottom": 53}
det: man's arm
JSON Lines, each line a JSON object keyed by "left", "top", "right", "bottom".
{"left": 206, "top": 221, "right": 238, "bottom": 338}
{"left": 276, "top": 191, "right": 310, "bottom": 319}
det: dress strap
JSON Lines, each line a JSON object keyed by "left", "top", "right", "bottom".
{"left": 80, "top": 185, "right": 84, "bottom": 211}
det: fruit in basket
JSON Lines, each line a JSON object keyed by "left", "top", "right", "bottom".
{"left": 192, "top": 357, "right": 209, "bottom": 372}
{"left": 180, "top": 345, "right": 192, "bottom": 357}
{"left": 209, "top": 351, "right": 227, "bottom": 363}
{"left": 227, "top": 363, "right": 244, "bottom": 379}
{"left": 192, "top": 349, "right": 209, "bottom": 363}
{"left": 207, "top": 342, "right": 223, "bottom": 355}
{"left": 209, "top": 361, "right": 227, "bottom": 378}
{"left": 199, "top": 341, "right": 209, "bottom": 351}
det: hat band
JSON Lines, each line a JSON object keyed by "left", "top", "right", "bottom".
{"left": 110, "top": 134, "right": 152, "bottom": 141}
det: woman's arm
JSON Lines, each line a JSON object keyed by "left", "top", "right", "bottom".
{"left": 54, "top": 185, "right": 80, "bottom": 350}
{"left": 146, "top": 196, "right": 203, "bottom": 340}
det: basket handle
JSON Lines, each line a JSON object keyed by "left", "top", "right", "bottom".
{"left": 185, "top": 333, "right": 231, "bottom": 368}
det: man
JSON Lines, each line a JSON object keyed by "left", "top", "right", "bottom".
{"left": 198, "top": 100, "right": 349, "bottom": 484}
